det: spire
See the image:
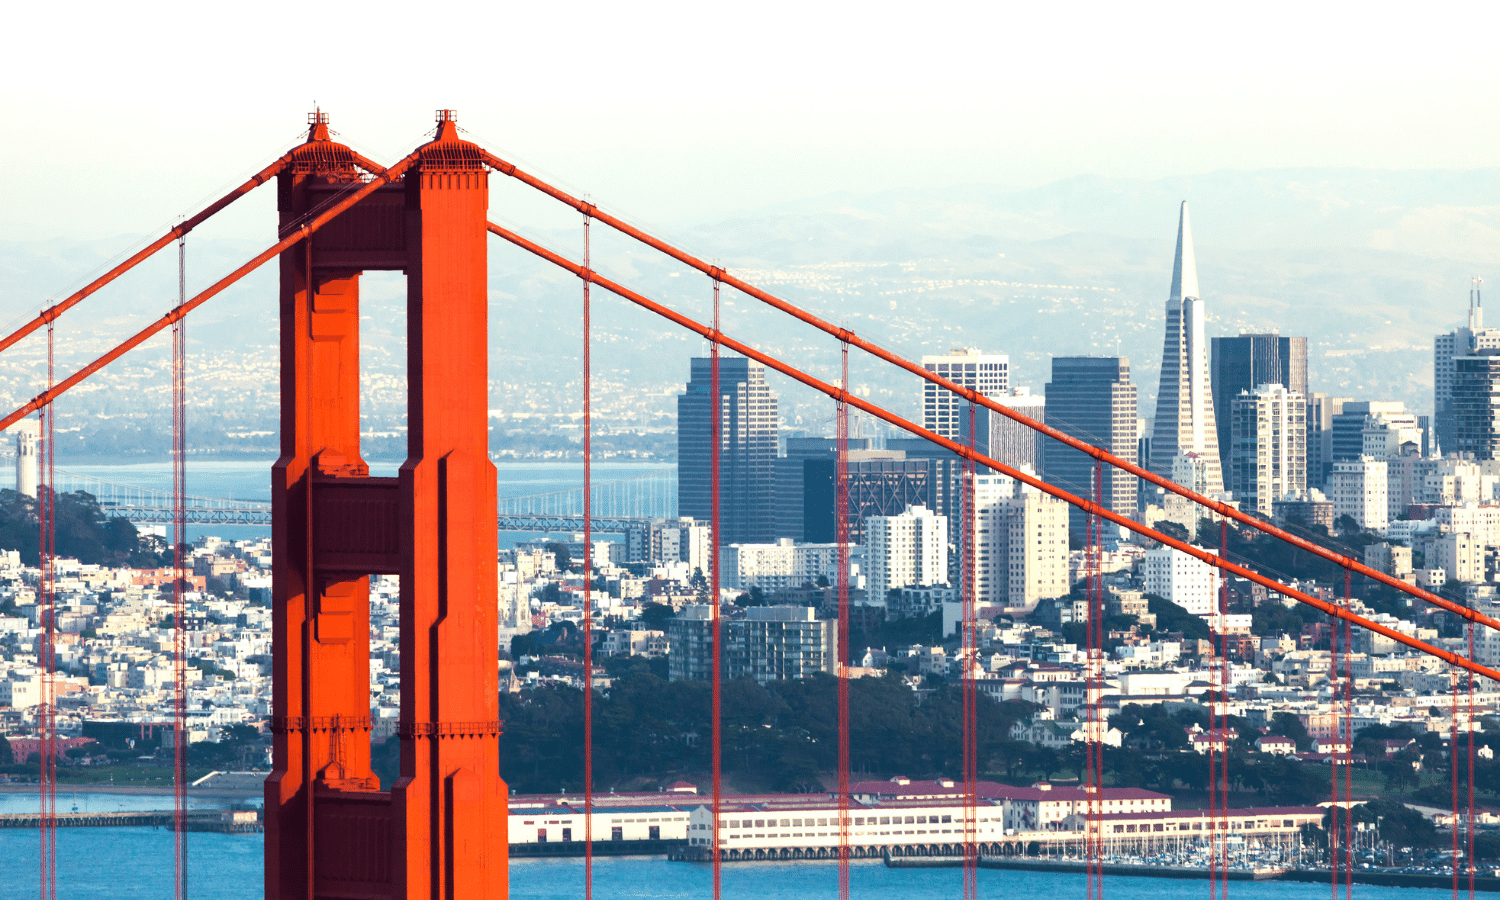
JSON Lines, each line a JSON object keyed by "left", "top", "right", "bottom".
{"left": 1169, "top": 201, "right": 1199, "bottom": 303}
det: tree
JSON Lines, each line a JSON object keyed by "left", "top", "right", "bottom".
{"left": 1270, "top": 711, "right": 1312, "bottom": 751}
{"left": 0, "top": 734, "right": 10, "bottom": 765}
{"left": 544, "top": 541, "right": 573, "bottom": 573}
{"left": 639, "top": 603, "right": 674, "bottom": 628}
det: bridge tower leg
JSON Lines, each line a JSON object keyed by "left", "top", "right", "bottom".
{"left": 265, "top": 111, "right": 506, "bottom": 900}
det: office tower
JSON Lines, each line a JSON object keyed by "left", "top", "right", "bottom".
{"left": 794, "top": 450, "right": 932, "bottom": 544}
{"left": 1330, "top": 401, "right": 1421, "bottom": 462}
{"left": 972, "top": 473, "right": 1069, "bottom": 615}
{"left": 1228, "top": 384, "right": 1307, "bottom": 516}
{"left": 1436, "top": 279, "right": 1500, "bottom": 454}
{"left": 922, "top": 347, "right": 1009, "bottom": 440}
{"left": 1043, "top": 356, "right": 1138, "bottom": 535}
{"left": 1150, "top": 203, "right": 1224, "bottom": 494}
{"left": 1211, "top": 333, "right": 1308, "bottom": 458}
{"left": 864, "top": 505, "right": 949, "bottom": 605}
{"left": 677, "top": 357, "right": 778, "bottom": 545}
{"left": 1328, "top": 458, "right": 1389, "bottom": 531}
{"left": 1306, "top": 394, "right": 1349, "bottom": 490}
{"left": 1453, "top": 350, "right": 1500, "bottom": 460}
{"left": 959, "top": 387, "right": 1047, "bottom": 474}
{"left": 773, "top": 437, "right": 864, "bottom": 541}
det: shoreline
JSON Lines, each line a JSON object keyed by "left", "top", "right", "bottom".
{"left": 0, "top": 781, "right": 264, "bottom": 799}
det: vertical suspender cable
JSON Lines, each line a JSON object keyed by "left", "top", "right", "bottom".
{"left": 1087, "top": 461, "right": 1103, "bottom": 900}
{"left": 710, "top": 276, "right": 724, "bottom": 892}
{"left": 961, "top": 399, "right": 978, "bottom": 900}
{"left": 1217, "top": 518, "right": 1231, "bottom": 899}
{"left": 1330, "top": 594, "right": 1341, "bottom": 900}
{"left": 1469, "top": 621, "right": 1477, "bottom": 900}
{"left": 1342, "top": 575, "right": 1353, "bottom": 900}
{"left": 39, "top": 324, "right": 56, "bottom": 900}
{"left": 172, "top": 236, "right": 189, "bottom": 900}
{"left": 581, "top": 212, "right": 594, "bottom": 900}
{"left": 1454, "top": 635, "right": 1461, "bottom": 900}
{"left": 836, "top": 343, "right": 852, "bottom": 900}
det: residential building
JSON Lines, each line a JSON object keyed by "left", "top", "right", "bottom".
{"left": 1327, "top": 458, "right": 1389, "bottom": 531}
{"left": 1228, "top": 383, "right": 1307, "bottom": 516}
{"left": 1431, "top": 532, "right": 1484, "bottom": 584}
{"left": 726, "top": 606, "right": 838, "bottom": 684}
{"left": 864, "top": 505, "right": 948, "bottom": 606}
{"left": 973, "top": 472, "right": 1070, "bottom": 615}
{"left": 1150, "top": 202, "right": 1224, "bottom": 495}
{"left": 677, "top": 356, "right": 778, "bottom": 545}
{"left": 720, "top": 539, "right": 843, "bottom": 593}
{"left": 1142, "top": 547, "right": 1222, "bottom": 617}
{"left": 1044, "top": 356, "right": 1138, "bottom": 535}
{"left": 1330, "top": 401, "right": 1418, "bottom": 464}
{"left": 1210, "top": 332, "right": 1308, "bottom": 460}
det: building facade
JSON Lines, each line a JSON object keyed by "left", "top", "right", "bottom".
{"left": 922, "top": 348, "right": 1009, "bottom": 440}
{"left": 720, "top": 539, "right": 843, "bottom": 593}
{"left": 1142, "top": 547, "right": 1221, "bottom": 617}
{"left": 1327, "top": 458, "right": 1389, "bottom": 531}
{"left": 1210, "top": 332, "right": 1308, "bottom": 461}
{"left": 1453, "top": 350, "right": 1500, "bottom": 461}
{"left": 1043, "top": 357, "right": 1138, "bottom": 535}
{"left": 973, "top": 473, "right": 1070, "bottom": 615}
{"left": 1228, "top": 383, "right": 1307, "bottom": 516}
{"left": 678, "top": 357, "right": 778, "bottom": 545}
{"left": 864, "top": 505, "right": 948, "bottom": 606}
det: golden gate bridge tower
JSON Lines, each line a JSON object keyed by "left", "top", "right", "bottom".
{"left": 265, "top": 111, "right": 505, "bottom": 899}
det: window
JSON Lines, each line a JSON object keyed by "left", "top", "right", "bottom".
{"left": 611, "top": 827, "right": 623, "bottom": 841}
{"left": 905, "top": 816, "right": 915, "bottom": 824}
{"left": 562, "top": 828, "right": 573, "bottom": 842}
{"left": 818, "top": 818, "right": 828, "bottom": 826}
{"left": 538, "top": 829, "right": 547, "bottom": 843}
{"left": 755, "top": 820, "right": 765, "bottom": 828}
{"left": 649, "top": 826, "right": 661, "bottom": 841}
{"left": 880, "top": 817, "right": 890, "bottom": 825}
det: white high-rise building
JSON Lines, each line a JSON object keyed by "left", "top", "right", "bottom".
{"left": 1328, "top": 458, "right": 1389, "bottom": 532}
{"left": 971, "top": 472, "right": 1069, "bottom": 615}
{"left": 14, "top": 420, "right": 38, "bottom": 499}
{"left": 1229, "top": 384, "right": 1307, "bottom": 516}
{"left": 864, "top": 505, "right": 948, "bottom": 606}
{"left": 719, "top": 539, "right": 844, "bottom": 592}
{"left": 922, "top": 348, "right": 1009, "bottom": 440}
{"left": 1142, "top": 547, "right": 1222, "bottom": 617}
{"left": 1150, "top": 203, "right": 1224, "bottom": 495}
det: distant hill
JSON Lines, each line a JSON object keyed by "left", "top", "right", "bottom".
{"left": 2, "top": 167, "right": 1497, "bottom": 447}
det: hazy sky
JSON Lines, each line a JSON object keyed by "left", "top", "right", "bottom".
{"left": 4, "top": 1, "right": 1499, "bottom": 242}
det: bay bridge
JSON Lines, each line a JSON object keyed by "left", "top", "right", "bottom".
{"left": 6, "top": 109, "right": 1495, "bottom": 900}
{"left": 0, "top": 455, "right": 676, "bottom": 530}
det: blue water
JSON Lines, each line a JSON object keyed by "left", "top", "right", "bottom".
{"left": 0, "top": 840, "right": 1454, "bottom": 900}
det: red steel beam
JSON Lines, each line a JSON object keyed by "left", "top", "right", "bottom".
{"left": 486, "top": 219, "right": 1500, "bottom": 685}
{"left": 477, "top": 149, "right": 1500, "bottom": 635}
{"left": 0, "top": 155, "right": 419, "bottom": 434}
{"left": 0, "top": 153, "right": 294, "bottom": 356}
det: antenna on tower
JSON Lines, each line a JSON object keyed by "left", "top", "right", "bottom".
{"left": 1476, "top": 275, "right": 1484, "bottom": 331}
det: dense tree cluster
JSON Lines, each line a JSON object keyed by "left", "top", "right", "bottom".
{"left": 0, "top": 489, "right": 166, "bottom": 568}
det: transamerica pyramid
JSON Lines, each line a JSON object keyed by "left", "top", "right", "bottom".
{"left": 1149, "top": 202, "right": 1225, "bottom": 495}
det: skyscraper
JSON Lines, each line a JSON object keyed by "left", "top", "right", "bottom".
{"left": 1436, "top": 279, "right": 1500, "bottom": 455}
{"left": 922, "top": 347, "right": 1009, "bottom": 440}
{"left": 1228, "top": 383, "right": 1307, "bottom": 516}
{"left": 1453, "top": 350, "right": 1500, "bottom": 460}
{"left": 1306, "top": 393, "right": 1350, "bottom": 490}
{"left": 1210, "top": 332, "right": 1308, "bottom": 459}
{"left": 1150, "top": 202, "right": 1224, "bottom": 494}
{"left": 677, "top": 357, "right": 778, "bottom": 545}
{"left": 972, "top": 473, "right": 1069, "bottom": 616}
{"left": 1043, "top": 356, "right": 1138, "bottom": 535}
